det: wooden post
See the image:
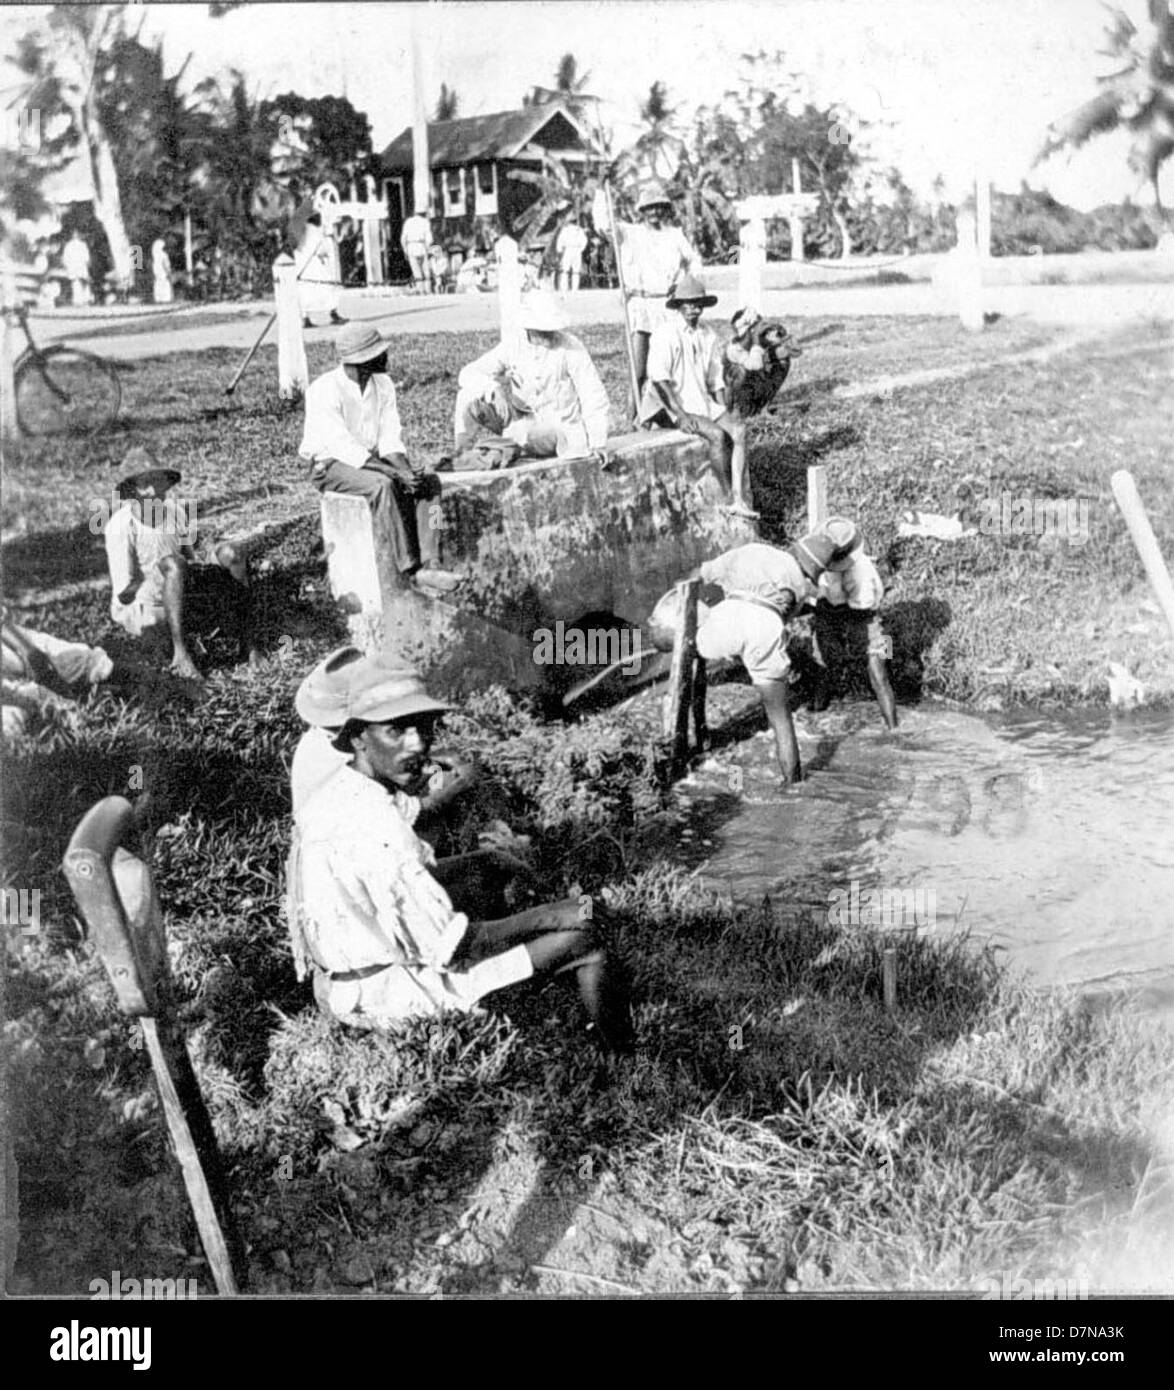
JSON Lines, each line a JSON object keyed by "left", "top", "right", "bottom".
{"left": 953, "top": 204, "right": 984, "bottom": 332}
{"left": 975, "top": 169, "right": 992, "bottom": 260}
{"left": 1111, "top": 470, "right": 1174, "bottom": 645}
{"left": 0, "top": 261, "right": 18, "bottom": 449}
{"left": 410, "top": 11, "right": 431, "bottom": 219}
{"left": 882, "top": 947, "right": 897, "bottom": 1012}
{"left": 62, "top": 798, "right": 241, "bottom": 1295}
{"left": 737, "top": 213, "right": 766, "bottom": 314}
{"left": 496, "top": 235, "right": 523, "bottom": 350}
{"left": 272, "top": 253, "right": 308, "bottom": 399}
{"left": 807, "top": 465, "right": 828, "bottom": 532}
{"left": 662, "top": 578, "right": 700, "bottom": 774}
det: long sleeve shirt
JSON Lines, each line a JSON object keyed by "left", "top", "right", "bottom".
{"left": 606, "top": 222, "right": 699, "bottom": 297}
{"left": 290, "top": 762, "right": 467, "bottom": 977}
{"left": 457, "top": 331, "right": 610, "bottom": 448}
{"left": 298, "top": 365, "right": 406, "bottom": 469}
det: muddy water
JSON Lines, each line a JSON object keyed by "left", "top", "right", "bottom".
{"left": 672, "top": 702, "right": 1174, "bottom": 1027}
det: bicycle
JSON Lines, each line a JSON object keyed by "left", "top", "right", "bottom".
{"left": 9, "top": 301, "right": 122, "bottom": 439}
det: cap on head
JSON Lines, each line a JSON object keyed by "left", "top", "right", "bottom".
{"left": 336, "top": 322, "right": 390, "bottom": 366}
{"left": 116, "top": 446, "right": 181, "bottom": 499}
{"left": 821, "top": 516, "right": 862, "bottom": 568}
{"left": 295, "top": 645, "right": 452, "bottom": 728}
{"left": 637, "top": 182, "right": 672, "bottom": 212}
{"left": 666, "top": 273, "right": 717, "bottom": 309}
{"left": 519, "top": 289, "right": 566, "bottom": 333}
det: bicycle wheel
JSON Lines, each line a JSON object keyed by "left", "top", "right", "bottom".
{"left": 14, "top": 345, "right": 122, "bottom": 439}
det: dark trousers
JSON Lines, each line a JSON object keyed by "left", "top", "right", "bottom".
{"left": 312, "top": 458, "right": 441, "bottom": 574}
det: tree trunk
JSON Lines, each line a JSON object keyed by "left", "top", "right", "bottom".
{"left": 86, "top": 101, "right": 136, "bottom": 291}
{"left": 832, "top": 205, "right": 852, "bottom": 260}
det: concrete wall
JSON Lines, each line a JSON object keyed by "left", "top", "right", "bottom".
{"left": 321, "top": 429, "right": 755, "bottom": 698}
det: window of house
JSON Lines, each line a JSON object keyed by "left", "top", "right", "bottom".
{"left": 443, "top": 167, "right": 465, "bottom": 218}
{"left": 474, "top": 163, "right": 498, "bottom": 217}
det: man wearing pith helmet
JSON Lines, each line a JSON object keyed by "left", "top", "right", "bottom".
{"left": 286, "top": 647, "right": 635, "bottom": 1054}
{"left": 299, "top": 322, "right": 463, "bottom": 595}
{"left": 647, "top": 532, "right": 842, "bottom": 784}
{"left": 593, "top": 180, "right": 702, "bottom": 408}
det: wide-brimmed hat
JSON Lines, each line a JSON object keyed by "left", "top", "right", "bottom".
{"left": 115, "top": 446, "right": 180, "bottom": 499}
{"left": 295, "top": 646, "right": 452, "bottom": 728}
{"left": 666, "top": 273, "right": 717, "bottom": 309}
{"left": 519, "top": 290, "right": 566, "bottom": 332}
{"left": 637, "top": 182, "right": 672, "bottom": 212}
{"left": 789, "top": 532, "right": 838, "bottom": 580}
{"left": 821, "top": 516, "right": 863, "bottom": 569}
{"left": 335, "top": 322, "right": 390, "bottom": 366}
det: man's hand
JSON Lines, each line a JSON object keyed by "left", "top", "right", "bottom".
{"left": 678, "top": 412, "right": 708, "bottom": 436}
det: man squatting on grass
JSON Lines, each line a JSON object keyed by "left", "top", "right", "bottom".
{"left": 299, "top": 323, "right": 463, "bottom": 594}
{"left": 102, "top": 453, "right": 257, "bottom": 682}
{"left": 648, "top": 530, "right": 850, "bottom": 785}
{"left": 452, "top": 290, "right": 610, "bottom": 461}
{"left": 639, "top": 272, "right": 756, "bottom": 518}
{"left": 286, "top": 647, "right": 636, "bottom": 1054}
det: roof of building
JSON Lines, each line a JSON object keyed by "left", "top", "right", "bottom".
{"left": 378, "top": 101, "right": 598, "bottom": 172}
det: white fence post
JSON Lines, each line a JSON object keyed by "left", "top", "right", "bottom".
{"left": 272, "top": 253, "right": 308, "bottom": 399}
{"left": 0, "top": 262, "right": 19, "bottom": 448}
{"left": 496, "top": 235, "right": 523, "bottom": 348}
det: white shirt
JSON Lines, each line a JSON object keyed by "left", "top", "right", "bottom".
{"left": 298, "top": 365, "right": 407, "bottom": 469}
{"left": 700, "top": 544, "right": 815, "bottom": 614}
{"left": 401, "top": 214, "right": 431, "bottom": 249}
{"left": 63, "top": 238, "right": 90, "bottom": 278}
{"left": 642, "top": 316, "right": 725, "bottom": 421}
{"left": 555, "top": 223, "right": 587, "bottom": 264}
{"left": 819, "top": 552, "right": 885, "bottom": 610}
{"left": 458, "top": 331, "right": 610, "bottom": 448}
{"left": 617, "top": 223, "right": 699, "bottom": 297}
{"left": 103, "top": 506, "right": 183, "bottom": 619}
{"left": 290, "top": 727, "right": 350, "bottom": 814}
{"left": 291, "top": 762, "right": 467, "bottom": 977}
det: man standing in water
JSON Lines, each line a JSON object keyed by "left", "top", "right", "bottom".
{"left": 648, "top": 533, "right": 841, "bottom": 784}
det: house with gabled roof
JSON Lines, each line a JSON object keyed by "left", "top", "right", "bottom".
{"left": 376, "top": 99, "right": 602, "bottom": 275}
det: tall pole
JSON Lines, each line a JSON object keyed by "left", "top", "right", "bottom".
{"left": 587, "top": 109, "right": 640, "bottom": 413}
{"left": 410, "top": 10, "right": 431, "bottom": 218}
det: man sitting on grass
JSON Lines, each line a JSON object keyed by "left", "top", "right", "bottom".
{"left": 452, "top": 290, "right": 610, "bottom": 461}
{"left": 286, "top": 647, "right": 635, "bottom": 1055}
{"left": 648, "top": 533, "right": 840, "bottom": 784}
{"left": 300, "top": 323, "right": 462, "bottom": 594}
{"left": 808, "top": 516, "right": 898, "bottom": 729}
{"left": 639, "top": 273, "right": 756, "bottom": 519}
{"left": 102, "top": 452, "right": 257, "bottom": 682}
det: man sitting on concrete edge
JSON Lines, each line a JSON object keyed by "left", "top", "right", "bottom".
{"left": 640, "top": 273, "right": 756, "bottom": 518}
{"left": 299, "top": 323, "right": 463, "bottom": 595}
{"left": 452, "top": 290, "right": 610, "bottom": 463}
{"left": 102, "top": 451, "right": 257, "bottom": 682}
{"left": 648, "top": 532, "right": 842, "bottom": 784}
{"left": 286, "top": 647, "right": 636, "bottom": 1055}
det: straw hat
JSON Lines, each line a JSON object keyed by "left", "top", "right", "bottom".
{"left": 115, "top": 446, "right": 180, "bottom": 499}
{"left": 295, "top": 646, "right": 452, "bottom": 728}
{"left": 666, "top": 273, "right": 717, "bottom": 309}
{"left": 821, "top": 516, "right": 863, "bottom": 569}
{"left": 335, "top": 322, "right": 390, "bottom": 366}
{"left": 789, "top": 532, "right": 838, "bottom": 581}
{"left": 519, "top": 289, "right": 566, "bottom": 332}
{"left": 637, "top": 182, "right": 672, "bottom": 212}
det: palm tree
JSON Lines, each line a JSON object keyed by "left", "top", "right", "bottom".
{"left": 9, "top": 4, "right": 137, "bottom": 286}
{"left": 1037, "top": 0, "right": 1174, "bottom": 223}
{"left": 435, "top": 84, "right": 459, "bottom": 123}
{"left": 632, "top": 81, "right": 686, "bottom": 183}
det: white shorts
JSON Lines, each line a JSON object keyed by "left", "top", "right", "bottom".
{"left": 313, "top": 945, "right": 535, "bottom": 1028}
{"left": 627, "top": 296, "right": 675, "bottom": 336}
{"left": 696, "top": 598, "right": 790, "bottom": 684}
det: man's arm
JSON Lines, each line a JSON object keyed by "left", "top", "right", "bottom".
{"left": 416, "top": 752, "right": 479, "bottom": 826}
{"left": 757, "top": 677, "right": 802, "bottom": 784}
{"left": 456, "top": 341, "right": 512, "bottom": 394}
{"left": 298, "top": 377, "right": 370, "bottom": 470}
{"left": 103, "top": 514, "right": 140, "bottom": 607}
{"left": 566, "top": 340, "right": 611, "bottom": 447}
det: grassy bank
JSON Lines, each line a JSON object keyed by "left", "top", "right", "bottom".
{"left": 4, "top": 313, "right": 1174, "bottom": 1294}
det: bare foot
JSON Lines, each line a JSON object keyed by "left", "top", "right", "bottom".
{"left": 723, "top": 501, "right": 760, "bottom": 519}
{"left": 246, "top": 646, "right": 264, "bottom": 671}
{"left": 170, "top": 652, "right": 203, "bottom": 682}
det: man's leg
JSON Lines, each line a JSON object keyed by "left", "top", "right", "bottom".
{"left": 864, "top": 614, "right": 898, "bottom": 729}
{"left": 211, "top": 541, "right": 260, "bottom": 666}
{"left": 632, "top": 330, "right": 650, "bottom": 408}
{"left": 717, "top": 413, "right": 756, "bottom": 515}
{"left": 313, "top": 458, "right": 419, "bottom": 575}
{"left": 156, "top": 553, "right": 202, "bottom": 681}
{"left": 569, "top": 266, "right": 581, "bottom": 292}
{"left": 690, "top": 415, "right": 734, "bottom": 496}
{"left": 453, "top": 383, "right": 511, "bottom": 451}
{"left": 412, "top": 471, "right": 443, "bottom": 568}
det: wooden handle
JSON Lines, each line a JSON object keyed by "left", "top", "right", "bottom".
{"left": 663, "top": 579, "right": 700, "bottom": 775}
{"left": 1111, "top": 470, "right": 1174, "bottom": 646}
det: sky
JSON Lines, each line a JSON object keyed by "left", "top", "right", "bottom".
{"left": 0, "top": 0, "right": 1159, "bottom": 210}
